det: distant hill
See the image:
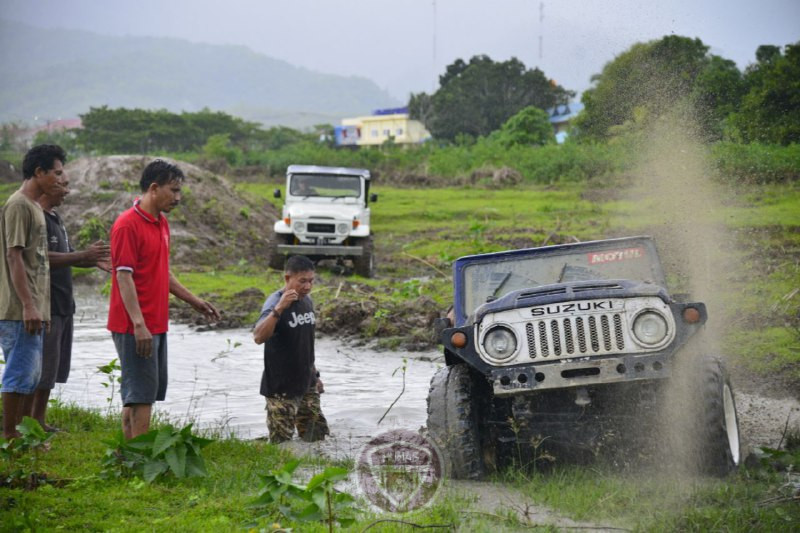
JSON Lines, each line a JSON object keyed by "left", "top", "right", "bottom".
{"left": 0, "top": 19, "right": 399, "bottom": 129}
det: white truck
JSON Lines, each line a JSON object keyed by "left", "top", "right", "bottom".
{"left": 269, "top": 165, "right": 377, "bottom": 276}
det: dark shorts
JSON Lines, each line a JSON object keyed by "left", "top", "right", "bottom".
{"left": 38, "top": 314, "right": 73, "bottom": 389}
{"left": 112, "top": 332, "right": 168, "bottom": 406}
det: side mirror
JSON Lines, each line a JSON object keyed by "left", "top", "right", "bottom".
{"left": 273, "top": 189, "right": 281, "bottom": 199}
{"left": 369, "top": 193, "right": 378, "bottom": 203}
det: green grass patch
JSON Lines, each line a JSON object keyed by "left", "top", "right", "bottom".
{"left": 0, "top": 404, "right": 536, "bottom": 532}
{"left": 173, "top": 267, "right": 278, "bottom": 298}
{"left": 726, "top": 327, "right": 800, "bottom": 378}
{"left": 0, "top": 182, "right": 17, "bottom": 205}
{"left": 504, "top": 466, "right": 800, "bottom": 531}
{"left": 4, "top": 404, "right": 796, "bottom": 532}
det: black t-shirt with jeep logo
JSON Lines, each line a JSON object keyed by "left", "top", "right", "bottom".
{"left": 258, "top": 289, "right": 316, "bottom": 398}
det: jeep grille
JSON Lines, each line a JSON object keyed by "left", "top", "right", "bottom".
{"left": 525, "top": 314, "right": 626, "bottom": 358}
{"left": 307, "top": 223, "right": 335, "bottom": 233}
{"left": 476, "top": 297, "right": 676, "bottom": 366}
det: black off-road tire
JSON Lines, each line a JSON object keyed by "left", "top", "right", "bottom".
{"left": 426, "top": 364, "right": 485, "bottom": 479}
{"left": 694, "top": 355, "right": 741, "bottom": 476}
{"left": 353, "top": 236, "right": 375, "bottom": 277}
{"left": 268, "top": 233, "right": 291, "bottom": 271}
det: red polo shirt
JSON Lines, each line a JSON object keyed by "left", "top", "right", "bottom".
{"left": 107, "top": 200, "right": 171, "bottom": 334}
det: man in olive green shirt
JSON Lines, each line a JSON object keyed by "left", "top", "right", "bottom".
{"left": 0, "top": 144, "right": 64, "bottom": 439}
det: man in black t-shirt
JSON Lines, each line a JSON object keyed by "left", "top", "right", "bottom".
{"left": 253, "top": 255, "right": 329, "bottom": 443}
{"left": 32, "top": 173, "right": 110, "bottom": 431}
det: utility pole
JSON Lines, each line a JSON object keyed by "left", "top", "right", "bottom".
{"left": 432, "top": 0, "right": 437, "bottom": 91}
{"left": 539, "top": 1, "right": 544, "bottom": 60}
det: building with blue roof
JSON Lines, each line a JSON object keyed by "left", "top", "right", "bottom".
{"left": 549, "top": 101, "right": 584, "bottom": 143}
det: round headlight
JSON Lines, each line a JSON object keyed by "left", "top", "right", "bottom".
{"left": 293, "top": 221, "right": 306, "bottom": 232}
{"left": 483, "top": 326, "right": 517, "bottom": 361}
{"left": 337, "top": 223, "right": 349, "bottom": 234}
{"left": 632, "top": 311, "right": 668, "bottom": 346}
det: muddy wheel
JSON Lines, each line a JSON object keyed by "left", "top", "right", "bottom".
{"left": 353, "top": 236, "right": 375, "bottom": 277}
{"left": 268, "top": 233, "right": 291, "bottom": 271}
{"left": 426, "top": 364, "right": 484, "bottom": 479}
{"left": 694, "top": 355, "right": 741, "bottom": 476}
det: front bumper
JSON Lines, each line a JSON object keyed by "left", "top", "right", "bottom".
{"left": 490, "top": 352, "right": 671, "bottom": 396}
{"left": 276, "top": 244, "right": 363, "bottom": 257}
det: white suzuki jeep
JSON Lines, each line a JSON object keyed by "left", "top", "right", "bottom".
{"left": 269, "top": 165, "right": 377, "bottom": 276}
{"left": 428, "top": 236, "right": 741, "bottom": 478}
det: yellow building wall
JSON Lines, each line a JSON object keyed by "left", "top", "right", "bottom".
{"left": 342, "top": 113, "right": 431, "bottom": 146}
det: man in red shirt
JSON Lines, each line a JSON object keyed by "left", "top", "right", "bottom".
{"left": 108, "top": 160, "right": 220, "bottom": 439}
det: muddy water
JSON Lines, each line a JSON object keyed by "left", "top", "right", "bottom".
{"left": 55, "top": 292, "right": 441, "bottom": 451}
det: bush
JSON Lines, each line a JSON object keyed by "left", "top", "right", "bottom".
{"left": 712, "top": 142, "right": 800, "bottom": 183}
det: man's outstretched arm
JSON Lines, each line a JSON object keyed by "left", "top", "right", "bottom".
{"left": 168, "top": 272, "right": 221, "bottom": 322}
{"left": 48, "top": 240, "right": 111, "bottom": 271}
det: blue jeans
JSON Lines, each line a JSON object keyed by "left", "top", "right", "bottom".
{"left": 0, "top": 320, "right": 44, "bottom": 394}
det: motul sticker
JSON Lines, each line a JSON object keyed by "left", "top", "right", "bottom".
{"left": 588, "top": 247, "right": 645, "bottom": 264}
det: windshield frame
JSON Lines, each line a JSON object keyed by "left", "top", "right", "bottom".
{"left": 288, "top": 173, "right": 363, "bottom": 199}
{"left": 452, "top": 236, "right": 666, "bottom": 325}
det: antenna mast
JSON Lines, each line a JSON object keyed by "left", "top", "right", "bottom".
{"left": 432, "top": 0, "right": 437, "bottom": 91}
{"left": 539, "top": 1, "right": 544, "bottom": 60}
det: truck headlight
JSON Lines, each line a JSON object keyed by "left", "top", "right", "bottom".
{"left": 632, "top": 311, "right": 668, "bottom": 346}
{"left": 293, "top": 221, "right": 305, "bottom": 232}
{"left": 337, "top": 223, "right": 348, "bottom": 234}
{"left": 483, "top": 326, "right": 517, "bottom": 361}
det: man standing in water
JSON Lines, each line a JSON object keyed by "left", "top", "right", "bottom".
{"left": 108, "top": 160, "right": 220, "bottom": 439}
{"left": 0, "top": 145, "right": 63, "bottom": 439}
{"left": 33, "top": 172, "right": 111, "bottom": 431}
{"left": 253, "top": 255, "right": 329, "bottom": 443}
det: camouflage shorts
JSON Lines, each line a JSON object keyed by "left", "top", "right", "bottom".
{"left": 266, "top": 391, "right": 330, "bottom": 443}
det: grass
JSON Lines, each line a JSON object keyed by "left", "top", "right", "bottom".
{"left": 0, "top": 182, "right": 17, "bottom": 205}
{"left": 3, "top": 404, "right": 797, "bottom": 532}
{"left": 503, "top": 465, "right": 800, "bottom": 531}
{"left": 0, "top": 404, "right": 528, "bottom": 532}
{"left": 238, "top": 182, "right": 607, "bottom": 269}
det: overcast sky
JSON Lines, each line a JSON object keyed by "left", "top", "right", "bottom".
{"left": 2, "top": 0, "right": 799, "bottom": 100}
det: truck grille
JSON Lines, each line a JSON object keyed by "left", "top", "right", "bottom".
{"left": 525, "top": 314, "right": 626, "bottom": 358}
{"left": 307, "top": 223, "right": 335, "bottom": 233}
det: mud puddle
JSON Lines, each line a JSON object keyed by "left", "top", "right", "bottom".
{"left": 57, "top": 292, "right": 442, "bottom": 447}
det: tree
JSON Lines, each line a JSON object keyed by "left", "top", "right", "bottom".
{"left": 409, "top": 55, "right": 572, "bottom": 141}
{"left": 489, "top": 106, "right": 555, "bottom": 147}
{"left": 75, "top": 106, "right": 279, "bottom": 154}
{"left": 691, "top": 55, "right": 745, "bottom": 138}
{"left": 575, "top": 35, "right": 745, "bottom": 140}
{"left": 727, "top": 42, "right": 800, "bottom": 145}
{"left": 202, "top": 133, "right": 242, "bottom": 165}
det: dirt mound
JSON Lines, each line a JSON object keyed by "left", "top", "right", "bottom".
{"left": 318, "top": 291, "right": 443, "bottom": 350}
{"left": 0, "top": 160, "right": 20, "bottom": 183}
{"left": 61, "top": 156, "right": 279, "bottom": 266}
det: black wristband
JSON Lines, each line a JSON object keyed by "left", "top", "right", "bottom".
{"left": 271, "top": 309, "right": 281, "bottom": 319}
